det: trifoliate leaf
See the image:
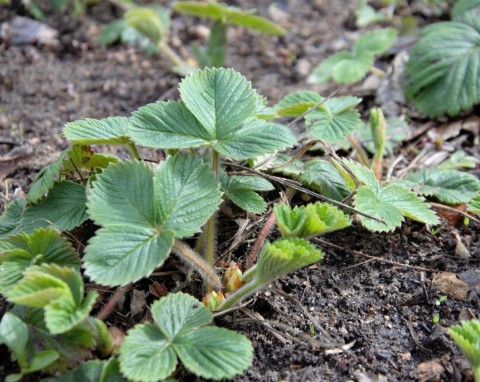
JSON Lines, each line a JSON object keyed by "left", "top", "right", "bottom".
{"left": 85, "top": 156, "right": 221, "bottom": 286}
{"left": 0, "top": 228, "right": 80, "bottom": 292}
{"left": 275, "top": 90, "right": 323, "bottom": 117}
{"left": 64, "top": 117, "right": 131, "bottom": 145}
{"left": 173, "top": 2, "right": 285, "bottom": 35}
{"left": 42, "top": 359, "right": 127, "bottom": 382}
{"left": 438, "top": 151, "right": 478, "bottom": 170}
{"left": 308, "top": 52, "right": 352, "bottom": 84}
{"left": 301, "top": 160, "right": 351, "bottom": 201}
{"left": 0, "top": 312, "right": 29, "bottom": 364}
{"left": 403, "top": 169, "right": 480, "bottom": 204}
{"left": 449, "top": 319, "right": 480, "bottom": 370}
{"left": 353, "top": 28, "right": 397, "bottom": 55}
{"left": 119, "top": 292, "right": 253, "bottom": 381}
{"left": 131, "top": 68, "right": 296, "bottom": 160}
{"left": 274, "top": 202, "right": 351, "bottom": 238}
{"left": 0, "top": 199, "right": 25, "bottom": 238}
{"left": 23, "top": 181, "right": 88, "bottom": 233}
{"left": 404, "top": 21, "right": 480, "bottom": 117}
{"left": 221, "top": 174, "right": 274, "bottom": 214}
{"left": 125, "top": 8, "right": 166, "bottom": 45}
{"left": 468, "top": 193, "right": 480, "bottom": 214}
{"left": 255, "top": 238, "right": 323, "bottom": 285}
{"left": 354, "top": 184, "right": 439, "bottom": 232}
{"left": 306, "top": 97, "right": 361, "bottom": 143}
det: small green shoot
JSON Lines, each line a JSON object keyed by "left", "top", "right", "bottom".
{"left": 449, "top": 319, "right": 480, "bottom": 382}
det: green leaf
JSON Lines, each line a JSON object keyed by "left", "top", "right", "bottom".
{"left": 340, "top": 158, "right": 379, "bottom": 191}
{"left": 0, "top": 228, "right": 80, "bottom": 292}
{"left": 125, "top": 8, "right": 166, "bottom": 45}
{"left": 41, "top": 359, "right": 127, "bottom": 382}
{"left": 301, "top": 160, "right": 351, "bottom": 201}
{"left": 152, "top": 292, "right": 213, "bottom": 338}
{"left": 87, "top": 160, "right": 156, "bottom": 227}
{"left": 173, "top": 2, "right": 285, "bottom": 35}
{"left": 23, "top": 181, "right": 88, "bottom": 233}
{"left": 0, "top": 312, "right": 29, "bottom": 364}
{"left": 276, "top": 90, "right": 323, "bottom": 117}
{"left": 404, "top": 21, "right": 480, "bottom": 117}
{"left": 131, "top": 68, "right": 296, "bottom": 160}
{"left": 205, "top": 21, "right": 227, "bottom": 67}
{"left": 155, "top": 155, "right": 223, "bottom": 238}
{"left": 120, "top": 292, "right": 253, "bottom": 381}
{"left": 84, "top": 226, "right": 174, "bottom": 287}
{"left": 449, "top": 319, "right": 480, "bottom": 370}
{"left": 354, "top": 118, "right": 410, "bottom": 155}
{"left": 27, "top": 154, "right": 64, "bottom": 203}
{"left": 225, "top": 9, "right": 285, "bottom": 35}
{"left": 308, "top": 52, "right": 350, "bottom": 84}
{"left": 180, "top": 67, "right": 258, "bottom": 138}
{"left": 355, "top": 1, "right": 386, "bottom": 27}
{"left": 438, "top": 150, "right": 478, "bottom": 170}
{"left": 306, "top": 97, "right": 362, "bottom": 142}
{"left": 6, "top": 264, "right": 97, "bottom": 334}
{"left": 353, "top": 28, "right": 397, "bottom": 55}
{"left": 172, "top": 1, "right": 226, "bottom": 19}
{"left": 27, "top": 351, "right": 59, "bottom": 372}
{"left": 221, "top": 174, "right": 274, "bottom": 214}
{"left": 100, "top": 19, "right": 129, "bottom": 46}
{"left": 355, "top": 184, "right": 439, "bottom": 232}
{"left": 332, "top": 50, "right": 374, "bottom": 84}
{"left": 0, "top": 199, "right": 25, "bottom": 238}
{"left": 255, "top": 238, "right": 324, "bottom": 285}
{"left": 61, "top": 144, "right": 118, "bottom": 176}
{"left": 468, "top": 193, "right": 480, "bottom": 214}
{"left": 85, "top": 157, "right": 221, "bottom": 286}
{"left": 174, "top": 326, "right": 253, "bottom": 380}
{"left": 64, "top": 117, "right": 131, "bottom": 145}
{"left": 403, "top": 169, "right": 480, "bottom": 204}
{"left": 274, "top": 202, "right": 351, "bottom": 238}
{"left": 451, "top": 0, "right": 480, "bottom": 18}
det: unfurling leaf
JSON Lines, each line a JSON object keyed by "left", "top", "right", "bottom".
{"left": 5, "top": 264, "right": 96, "bottom": 334}
{"left": 449, "top": 319, "right": 480, "bottom": 380}
{"left": 125, "top": 8, "right": 166, "bottom": 45}
{"left": 274, "top": 202, "right": 351, "bottom": 238}
{"left": 119, "top": 292, "right": 253, "bottom": 381}
{"left": 0, "top": 228, "right": 80, "bottom": 293}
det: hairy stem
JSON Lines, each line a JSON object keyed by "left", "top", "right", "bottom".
{"left": 126, "top": 141, "right": 140, "bottom": 160}
{"left": 347, "top": 135, "right": 370, "bottom": 168}
{"left": 159, "top": 43, "right": 185, "bottom": 67}
{"left": 172, "top": 240, "right": 222, "bottom": 290}
{"left": 205, "top": 150, "right": 221, "bottom": 291}
{"left": 96, "top": 285, "right": 131, "bottom": 321}
{"left": 369, "top": 66, "right": 386, "bottom": 77}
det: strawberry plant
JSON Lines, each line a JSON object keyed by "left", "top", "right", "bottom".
{"left": 308, "top": 28, "right": 397, "bottom": 85}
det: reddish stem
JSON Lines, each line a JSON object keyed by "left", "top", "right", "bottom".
{"left": 245, "top": 210, "right": 276, "bottom": 270}
{"left": 96, "top": 285, "right": 130, "bottom": 321}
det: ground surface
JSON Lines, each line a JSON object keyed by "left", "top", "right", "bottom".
{"left": 1, "top": 1, "right": 479, "bottom": 381}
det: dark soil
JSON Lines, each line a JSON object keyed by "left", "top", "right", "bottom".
{"left": 1, "top": 1, "right": 479, "bottom": 381}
